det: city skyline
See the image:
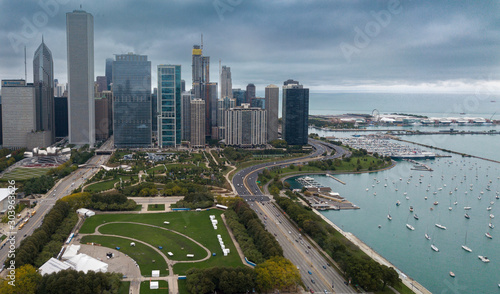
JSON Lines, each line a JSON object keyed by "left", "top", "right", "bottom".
{"left": 1, "top": 1, "right": 499, "bottom": 94}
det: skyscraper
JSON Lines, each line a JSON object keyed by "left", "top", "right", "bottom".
{"left": 95, "top": 76, "right": 107, "bottom": 93}
{"left": 232, "top": 88, "right": 246, "bottom": 106}
{"left": 66, "top": 10, "right": 95, "bottom": 145}
{"left": 246, "top": 83, "right": 256, "bottom": 104}
{"left": 220, "top": 66, "right": 232, "bottom": 99}
{"left": 190, "top": 99, "right": 205, "bottom": 147}
{"left": 181, "top": 92, "right": 192, "bottom": 142}
{"left": 282, "top": 80, "right": 309, "bottom": 146}
{"left": 158, "top": 64, "right": 182, "bottom": 148}
{"left": 33, "top": 38, "right": 55, "bottom": 143}
{"left": 105, "top": 58, "right": 113, "bottom": 90}
{"left": 265, "top": 84, "right": 279, "bottom": 142}
{"left": 217, "top": 96, "right": 235, "bottom": 140}
{"left": 225, "top": 104, "right": 267, "bottom": 147}
{"left": 112, "top": 53, "right": 152, "bottom": 148}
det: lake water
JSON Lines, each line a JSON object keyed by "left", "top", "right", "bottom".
{"left": 293, "top": 92, "right": 500, "bottom": 293}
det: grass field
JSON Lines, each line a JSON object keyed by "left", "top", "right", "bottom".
{"left": 146, "top": 163, "right": 199, "bottom": 174}
{"left": 148, "top": 204, "right": 165, "bottom": 211}
{"left": 79, "top": 210, "right": 244, "bottom": 275}
{"left": 84, "top": 178, "right": 119, "bottom": 192}
{"left": 80, "top": 235, "right": 169, "bottom": 277}
{"left": 140, "top": 280, "right": 168, "bottom": 294}
{"left": 1, "top": 167, "right": 51, "bottom": 181}
{"left": 134, "top": 205, "right": 143, "bottom": 211}
{"left": 98, "top": 223, "right": 207, "bottom": 261}
{"left": 118, "top": 281, "right": 130, "bottom": 294}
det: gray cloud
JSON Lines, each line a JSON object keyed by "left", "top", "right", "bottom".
{"left": 0, "top": 0, "right": 499, "bottom": 93}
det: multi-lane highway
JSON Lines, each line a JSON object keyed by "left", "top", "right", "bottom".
{"left": 0, "top": 139, "right": 114, "bottom": 267}
{"left": 232, "top": 139, "right": 354, "bottom": 293}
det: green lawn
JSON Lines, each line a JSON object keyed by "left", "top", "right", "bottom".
{"left": 0, "top": 235, "right": 6, "bottom": 241}
{"left": 134, "top": 205, "right": 143, "bottom": 211}
{"left": 80, "top": 235, "right": 168, "bottom": 277}
{"left": 148, "top": 204, "right": 165, "bottom": 211}
{"left": 98, "top": 223, "right": 207, "bottom": 261}
{"left": 118, "top": 281, "right": 130, "bottom": 294}
{"left": 140, "top": 280, "right": 168, "bottom": 294}
{"left": 1, "top": 167, "right": 51, "bottom": 181}
{"left": 79, "top": 210, "right": 244, "bottom": 274}
{"left": 146, "top": 164, "right": 198, "bottom": 174}
{"left": 84, "top": 178, "right": 119, "bottom": 192}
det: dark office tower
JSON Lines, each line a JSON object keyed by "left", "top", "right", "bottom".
{"left": 232, "top": 89, "right": 246, "bottom": 106}
{"left": 250, "top": 97, "right": 265, "bottom": 109}
{"left": 151, "top": 88, "right": 158, "bottom": 133}
{"left": 220, "top": 66, "right": 232, "bottom": 99}
{"left": 181, "top": 92, "right": 192, "bottom": 142}
{"left": 105, "top": 58, "right": 113, "bottom": 90}
{"left": 112, "top": 53, "right": 152, "bottom": 148}
{"left": 181, "top": 80, "right": 186, "bottom": 93}
{"left": 158, "top": 65, "right": 182, "bottom": 148}
{"left": 96, "top": 76, "right": 107, "bottom": 93}
{"left": 67, "top": 10, "right": 94, "bottom": 145}
{"left": 54, "top": 97, "right": 68, "bottom": 138}
{"left": 246, "top": 83, "right": 256, "bottom": 104}
{"left": 282, "top": 80, "right": 309, "bottom": 146}
{"left": 33, "top": 37, "right": 55, "bottom": 143}
{"left": 265, "top": 84, "right": 279, "bottom": 142}
{"left": 203, "top": 82, "right": 218, "bottom": 139}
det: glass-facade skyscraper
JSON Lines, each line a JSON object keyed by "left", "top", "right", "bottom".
{"left": 158, "top": 64, "right": 182, "bottom": 148}
{"left": 33, "top": 38, "right": 55, "bottom": 143}
{"left": 282, "top": 79, "right": 309, "bottom": 146}
{"left": 112, "top": 53, "right": 152, "bottom": 148}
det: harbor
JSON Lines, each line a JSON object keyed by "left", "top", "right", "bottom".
{"left": 292, "top": 176, "right": 359, "bottom": 210}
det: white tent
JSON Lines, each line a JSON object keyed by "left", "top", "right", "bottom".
{"left": 150, "top": 281, "right": 159, "bottom": 289}
{"left": 152, "top": 270, "right": 160, "bottom": 277}
{"left": 62, "top": 244, "right": 81, "bottom": 260}
{"left": 65, "top": 254, "right": 108, "bottom": 273}
{"left": 76, "top": 208, "right": 95, "bottom": 217}
{"left": 39, "top": 258, "right": 72, "bottom": 275}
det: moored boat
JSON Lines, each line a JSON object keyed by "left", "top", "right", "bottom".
{"left": 478, "top": 255, "right": 490, "bottom": 263}
{"left": 431, "top": 244, "right": 439, "bottom": 252}
{"left": 435, "top": 224, "right": 447, "bottom": 230}
{"left": 406, "top": 224, "right": 415, "bottom": 231}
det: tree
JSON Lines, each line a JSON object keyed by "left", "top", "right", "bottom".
{"left": 255, "top": 257, "right": 301, "bottom": 293}
{"left": 0, "top": 264, "right": 41, "bottom": 294}
{"left": 381, "top": 265, "right": 400, "bottom": 290}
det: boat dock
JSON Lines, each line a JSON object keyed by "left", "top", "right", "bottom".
{"left": 405, "top": 159, "right": 433, "bottom": 171}
{"left": 296, "top": 176, "right": 332, "bottom": 192}
{"left": 326, "top": 174, "right": 346, "bottom": 185}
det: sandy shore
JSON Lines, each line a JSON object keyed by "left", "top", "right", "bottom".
{"left": 312, "top": 210, "right": 432, "bottom": 294}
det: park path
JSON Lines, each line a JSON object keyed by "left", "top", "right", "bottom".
{"left": 81, "top": 221, "right": 214, "bottom": 294}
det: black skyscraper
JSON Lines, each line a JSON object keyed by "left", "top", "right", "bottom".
{"left": 282, "top": 80, "right": 309, "bottom": 146}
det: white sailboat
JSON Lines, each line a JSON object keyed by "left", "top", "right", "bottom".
{"left": 431, "top": 244, "right": 439, "bottom": 252}
{"left": 462, "top": 231, "right": 472, "bottom": 252}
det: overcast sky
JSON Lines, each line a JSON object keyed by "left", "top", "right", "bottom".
{"left": 1, "top": 0, "right": 499, "bottom": 93}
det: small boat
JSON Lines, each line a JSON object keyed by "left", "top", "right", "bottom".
{"left": 454, "top": 201, "right": 458, "bottom": 205}
{"left": 406, "top": 196, "right": 410, "bottom": 200}
{"left": 490, "top": 214, "right": 495, "bottom": 219}
{"left": 434, "top": 201, "right": 439, "bottom": 205}
{"left": 496, "top": 195, "right": 499, "bottom": 199}
{"left": 431, "top": 244, "right": 439, "bottom": 252}
{"left": 462, "top": 245, "right": 472, "bottom": 252}
{"left": 449, "top": 206, "right": 452, "bottom": 211}
{"left": 449, "top": 271, "right": 455, "bottom": 277}
{"left": 414, "top": 214, "right": 419, "bottom": 220}
{"left": 424, "top": 196, "right": 428, "bottom": 200}
{"left": 435, "top": 224, "right": 447, "bottom": 230}
{"left": 489, "top": 223, "right": 494, "bottom": 229}
{"left": 464, "top": 206, "right": 472, "bottom": 210}
{"left": 485, "top": 232, "right": 492, "bottom": 239}
{"left": 478, "top": 255, "right": 490, "bottom": 263}
{"left": 387, "top": 214, "right": 392, "bottom": 221}
{"left": 409, "top": 206, "right": 414, "bottom": 212}
{"left": 464, "top": 213, "right": 470, "bottom": 219}
{"left": 487, "top": 206, "right": 492, "bottom": 211}
{"left": 406, "top": 224, "right": 415, "bottom": 231}
{"left": 396, "top": 201, "right": 401, "bottom": 206}
{"left": 378, "top": 225, "right": 382, "bottom": 228}
{"left": 425, "top": 233, "right": 431, "bottom": 240}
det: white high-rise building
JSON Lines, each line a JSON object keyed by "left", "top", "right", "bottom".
{"left": 224, "top": 104, "right": 266, "bottom": 147}
{"left": 66, "top": 10, "right": 95, "bottom": 145}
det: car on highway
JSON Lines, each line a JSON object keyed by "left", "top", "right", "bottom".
{"left": 322, "top": 265, "right": 327, "bottom": 269}
{"left": 311, "top": 279, "right": 315, "bottom": 284}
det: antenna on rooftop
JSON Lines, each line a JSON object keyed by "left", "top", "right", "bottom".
{"left": 24, "top": 46, "right": 27, "bottom": 82}
{"left": 201, "top": 34, "right": 203, "bottom": 51}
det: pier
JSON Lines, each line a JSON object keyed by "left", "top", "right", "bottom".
{"left": 326, "top": 174, "right": 346, "bottom": 185}
{"left": 405, "top": 159, "right": 433, "bottom": 171}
